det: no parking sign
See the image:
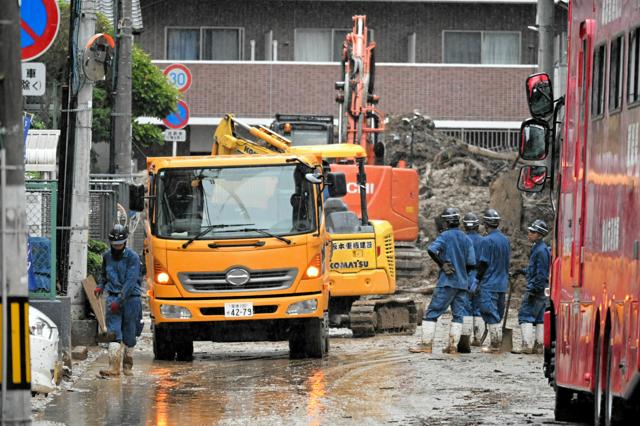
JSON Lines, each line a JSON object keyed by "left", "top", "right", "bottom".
{"left": 163, "top": 100, "right": 190, "bottom": 130}
{"left": 20, "top": 0, "right": 60, "bottom": 61}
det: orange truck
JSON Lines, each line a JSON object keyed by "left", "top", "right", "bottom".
{"left": 138, "top": 144, "right": 349, "bottom": 360}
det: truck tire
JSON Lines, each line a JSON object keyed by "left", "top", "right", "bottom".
{"left": 288, "top": 323, "right": 307, "bottom": 359}
{"left": 153, "top": 325, "right": 176, "bottom": 361}
{"left": 176, "top": 332, "right": 194, "bottom": 362}
{"left": 303, "top": 317, "right": 328, "bottom": 359}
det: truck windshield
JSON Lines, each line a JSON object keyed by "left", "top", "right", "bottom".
{"left": 155, "top": 164, "right": 316, "bottom": 239}
{"left": 288, "top": 129, "right": 330, "bottom": 146}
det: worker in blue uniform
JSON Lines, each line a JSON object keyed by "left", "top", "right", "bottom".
{"left": 95, "top": 224, "right": 142, "bottom": 376}
{"left": 515, "top": 219, "right": 551, "bottom": 354}
{"left": 476, "top": 209, "right": 511, "bottom": 353}
{"left": 460, "top": 212, "right": 485, "bottom": 349}
{"left": 410, "top": 207, "right": 476, "bottom": 354}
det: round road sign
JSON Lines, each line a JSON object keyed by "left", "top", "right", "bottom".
{"left": 163, "top": 100, "right": 190, "bottom": 129}
{"left": 163, "top": 64, "right": 192, "bottom": 93}
{"left": 20, "top": 0, "right": 61, "bottom": 62}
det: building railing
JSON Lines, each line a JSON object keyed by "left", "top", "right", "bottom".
{"left": 26, "top": 180, "right": 57, "bottom": 299}
{"left": 439, "top": 127, "right": 520, "bottom": 152}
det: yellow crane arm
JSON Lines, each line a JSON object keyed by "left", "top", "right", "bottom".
{"left": 212, "top": 114, "right": 292, "bottom": 156}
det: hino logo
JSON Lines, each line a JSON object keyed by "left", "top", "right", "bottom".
{"left": 225, "top": 268, "right": 250, "bottom": 286}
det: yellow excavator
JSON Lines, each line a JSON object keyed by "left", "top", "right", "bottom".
{"left": 214, "top": 115, "right": 420, "bottom": 336}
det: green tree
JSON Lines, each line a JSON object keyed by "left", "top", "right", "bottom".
{"left": 32, "top": 1, "right": 179, "bottom": 147}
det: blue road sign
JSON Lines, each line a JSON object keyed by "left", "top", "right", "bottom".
{"left": 20, "top": 0, "right": 60, "bottom": 61}
{"left": 163, "top": 100, "right": 190, "bottom": 129}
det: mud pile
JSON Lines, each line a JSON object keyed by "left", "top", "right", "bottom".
{"left": 383, "top": 113, "right": 552, "bottom": 293}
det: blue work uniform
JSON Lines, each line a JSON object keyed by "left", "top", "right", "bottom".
{"left": 99, "top": 247, "right": 143, "bottom": 347}
{"left": 518, "top": 239, "right": 551, "bottom": 325}
{"left": 477, "top": 229, "right": 511, "bottom": 324}
{"left": 424, "top": 228, "right": 476, "bottom": 324}
{"left": 464, "top": 231, "right": 484, "bottom": 317}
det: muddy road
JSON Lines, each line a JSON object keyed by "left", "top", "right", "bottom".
{"left": 34, "top": 313, "right": 572, "bottom": 426}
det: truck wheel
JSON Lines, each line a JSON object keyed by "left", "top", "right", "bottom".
{"left": 288, "top": 326, "right": 306, "bottom": 359}
{"left": 176, "top": 333, "right": 194, "bottom": 362}
{"left": 304, "top": 317, "right": 328, "bottom": 359}
{"left": 153, "top": 325, "right": 176, "bottom": 361}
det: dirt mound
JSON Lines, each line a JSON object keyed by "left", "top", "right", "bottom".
{"left": 383, "top": 113, "right": 552, "bottom": 293}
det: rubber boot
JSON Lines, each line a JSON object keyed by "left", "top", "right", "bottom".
{"left": 99, "top": 342, "right": 123, "bottom": 377}
{"left": 123, "top": 346, "right": 134, "bottom": 376}
{"left": 481, "top": 324, "right": 502, "bottom": 353}
{"left": 533, "top": 324, "right": 544, "bottom": 354}
{"left": 457, "top": 316, "right": 473, "bottom": 353}
{"left": 442, "top": 322, "right": 462, "bottom": 354}
{"left": 512, "top": 323, "right": 534, "bottom": 354}
{"left": 471, "top": 316, "right": 485, "bottom": 346}
{"left": 409, "top": 320, "right": 436, "bottom": 353}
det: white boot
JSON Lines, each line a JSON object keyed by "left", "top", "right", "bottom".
{"left": 123, "top": 346, "right": 134, "bottom": 376}
{"left": 482, "top": 324, "right": 502, "bottom": 353}
{"left": 457, "top": 317, "right": 473, "bottom": 353}
{"left": 410, "top": 320, "right": 436, "bottom": 353}
{"left": 471, "top": 316, "right": 485, "bottom": 346}
{"left": 534, "top": 324, "right": 544, "bottom": 354}
{"left": 99, "top": 342, "right": 123, "bottom": 377}
{"left": 443, "top": 322, "right": 462, "bottom": 354}
{"left": 518, "top": 323, "right": 535, "bottom": 354}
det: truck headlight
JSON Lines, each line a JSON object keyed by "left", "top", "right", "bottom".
{"left": 160, "top": 304, "right": 192, "bottom": 319}
{"left": 287, "top": 299, "right": 317, "bottom": 315}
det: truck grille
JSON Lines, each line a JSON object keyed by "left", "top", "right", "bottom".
{"left": 384, "top": 234, "right": 396, "bottom": 280}
{"left": 178, "top": 268, "right": 297, "bottom": 293}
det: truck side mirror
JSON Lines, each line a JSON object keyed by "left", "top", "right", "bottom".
{"left": 526, "top": 73, "right": 554, "bottom": 118}
{"left": 129, "top": 184, "right": 146, "bottom": 212}
{"left": 326, "top": 172, "right": 347, "bottom": 197}
{"left": 519, "top": 118, "right": 549, "bottom": 160}
{"left": 517, "top": 166, "right": 547, "bottom": 192}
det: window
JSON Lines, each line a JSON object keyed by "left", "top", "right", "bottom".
{"left": 628, "top": 27, "right": 640, "bottom": 104}
{"left": 294, "top": 28, "right": 353, "bottom": 62}
{"left": 443, "top": 31, "right": 520, "bottom": 64}
{"left": 609, "top": 35, "right": 624, "bottom": 111}
{"left": 592, "top": 44, "right": 606, "bottom": 116}
{"left": 166, "top": 27, "right": 243, "bottom": 60}
{"left": 167, "top": 28, "right": 200, "bottom": 60}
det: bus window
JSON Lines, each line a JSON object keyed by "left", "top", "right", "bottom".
{"left": 591, "top": 44, "right": 606, "bottom": 117}
{"left": 629, "top": 27, "right": 640, "bottom": 105}
{"left": 609, "top": 35, "right": 624, "bottom": 112}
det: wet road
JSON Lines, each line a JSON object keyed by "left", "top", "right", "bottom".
{"left": 36, "top": 321, "right": 565, "bottom": 426}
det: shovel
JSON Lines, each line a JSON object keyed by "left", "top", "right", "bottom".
{"left": 500, "top": 276, "right": 516, "bottom": 353}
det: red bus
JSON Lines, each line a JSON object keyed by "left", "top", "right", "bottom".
{"left": 517, "top": 1, "right": 640, "bottom": 424}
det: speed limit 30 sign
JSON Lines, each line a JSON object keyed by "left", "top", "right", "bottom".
{"left": 163, "top": 64, "right": 192, "bottom": 93}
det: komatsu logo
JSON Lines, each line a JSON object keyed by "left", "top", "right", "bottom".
{"left": 330, "top": 260, "right": 369, "bottom": 269}
{"left": 346, "top": 182, "right": 375, "bottom": 194}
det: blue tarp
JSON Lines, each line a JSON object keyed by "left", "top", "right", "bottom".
{"left": 28, "top": 236, "right": 51, "bottom": 292}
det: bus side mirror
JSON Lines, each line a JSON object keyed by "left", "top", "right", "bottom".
{"left": 517, "top": 166, "right": 548, "bottom": 192}
{"left": 129, "top": 184, "right": 146, "bottom": 212}
{"left": 326, "top": 172, "right": 347, "bottom": 197}
{"left": 519, "top": 118, "right": 549, "bottom": 160}
{"left": 526, "top": 72, "right": 554, "bottom": 118}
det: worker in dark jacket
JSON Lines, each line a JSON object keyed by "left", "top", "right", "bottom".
{"left": 516, "top": 219, "right": 551, "bottom": 354}
{"left": 410, "top": 207, "right": 476, "bottom": 354}
{"left": 461, "top": 213, "right": 485, "bottom": 349}
{"left": 476, "top": 209, "right": 511, "bottom": 353}
{"left": 95, "top": 224, "right": 142, "bottom": 376}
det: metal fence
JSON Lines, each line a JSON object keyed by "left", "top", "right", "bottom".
{"left": 439, "top": 128, "right": 519, "bottom": 152}
{"left": 25, "top": 180, "right": 57, "bottom": 299}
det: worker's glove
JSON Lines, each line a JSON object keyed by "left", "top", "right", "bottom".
{"left": 530, "top": 287, "right": 545, "bottom": 298}
{"left": 468, "top": 278, "right": 479, "bottom": 295}
{"left": 441, "top": 262, "right": 456, "bottom": 276}
{"left": 109, "top": 300, "right": 121, "bottom": 314}
{"left": 94, "top": 287, "right": 104, "bottom": 297}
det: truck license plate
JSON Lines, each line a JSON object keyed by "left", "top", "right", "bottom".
{"left": 224, "top": 302, "right": 254, "bottom": 318}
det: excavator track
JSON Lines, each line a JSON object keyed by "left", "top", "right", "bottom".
{"left": 349, "top": 296, "right": 421, "bottom": 338}
{"left": 394, "top": 242, "right": 425, "bottom": 278}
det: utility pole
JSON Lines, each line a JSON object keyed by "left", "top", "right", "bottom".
{"left": 67, "top": 0, "right": 97, "bottom": 320}
{"left": 111, "top": 0, "right": 133, "bottom": 206}
{"left": 538, "top": 0, "right": 555, "bottom": 76}
{"left": 0, "top": 0, "right": 32, "bottom": 421}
